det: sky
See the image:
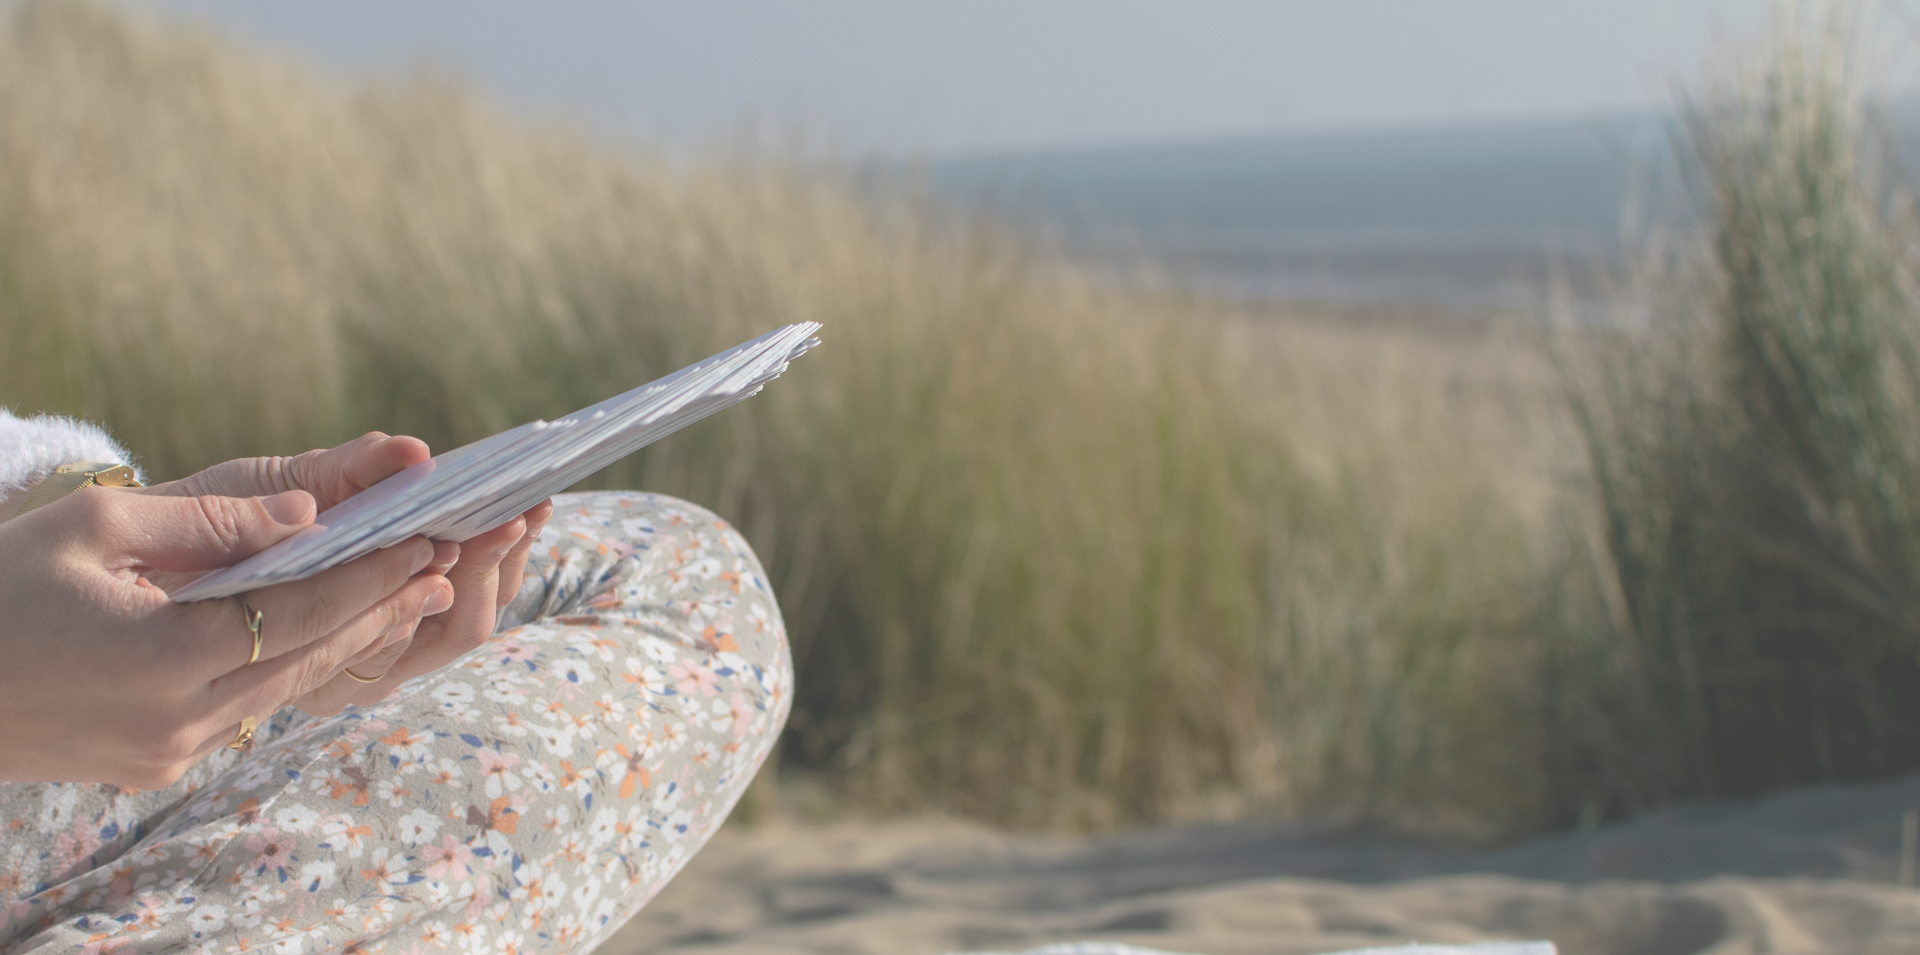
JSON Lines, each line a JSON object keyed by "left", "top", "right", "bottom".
{"left": 125, "top": 0, "right": 1856, "bottom": 157}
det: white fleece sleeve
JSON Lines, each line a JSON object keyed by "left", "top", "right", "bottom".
{"left": 0, "top": 408, "right": 142, "bottom": 496}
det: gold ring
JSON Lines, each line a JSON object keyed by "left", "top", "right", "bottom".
{"left": 227, "top": 716, "right": 257, "bottom": 750}
{"left": 237, "top": 596, "right": 264, "bottom": 666}
{"left": 342, "top": 668, "right": 382, "bottom": 684}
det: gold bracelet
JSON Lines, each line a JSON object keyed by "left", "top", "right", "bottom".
{"left": 13, "top": 462, "right": 143, "bottom": 517}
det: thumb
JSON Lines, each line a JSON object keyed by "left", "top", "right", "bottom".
{"left": 113, "top": 489, "right": 317, "bottom": 572}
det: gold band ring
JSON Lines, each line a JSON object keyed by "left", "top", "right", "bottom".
{"left": 237, "top": 596, "right": 264, "bottom": 666}
{"left": 227, "top": 715, "right": 257, "bottom": 750}
{"left": 342, "top": 668, "right": 382, "bottom": 684}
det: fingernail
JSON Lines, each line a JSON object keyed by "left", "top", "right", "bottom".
{"left": 411, "top": 540, "right": 436, "bottom": 574}
{"left": 262, "top": 491, "right": 313, "bottom": 526}
{"left": 423, "top": 585, "right": 455, "bottom": 616}
{"left": 429, "top": 540, "right": 461, "bottom": 572}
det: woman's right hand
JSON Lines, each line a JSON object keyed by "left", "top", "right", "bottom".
{"left": 0, "top": 485, "right": 455, "bottom": 788}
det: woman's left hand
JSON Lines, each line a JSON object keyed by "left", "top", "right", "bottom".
{"left": 147, "top": 432, "right": 553, "bottom": 715}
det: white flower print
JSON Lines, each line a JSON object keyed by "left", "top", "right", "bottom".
{"left": 298, "top": 860, "right": 337, "bottom": 893}
{"left": 553, "top": 658, "right": 595, "bottom": 684}
{"left": 362, "top": 846, "right": 412, "bottom": 892}
{"left": 271, "top": 930, "right": 312, "bottom": 955}
{"left": 536, "top": 722, "right": 578, "bottom": 757}
{"left": 522, "top": 761, "right": 557, "bottom": 794}
{"left": 485, "top": 675, "right": 531, "bottom": 706}
{"left": 569, "top": 876, "right": 603, "bottom": 913}
{"left": 622, "top": 658, "right": 667, "bottom": 696}
{"left": 374, "top": 776, "right": 414, "bottom": 808}
{"left": 188, "top": 903, "right": 229, "bottom": 938}
{"left": 493, "top": 708, "right": 534, "bottom": 736}
{"left": 274, "top": 804, "right": 319, "bottom": 834}
{"left": 587, "top": 808, "right": 619, "bottom": 850}
{"left": 657, "top": 721, "right": 688, "bottom": 752}
{"left": 569, "top": 634, "right": 618, "bottom": 661}
{"left": 422, "top": 756, "right": 464, "bottom": 787}
{"left": 640, "top": 636, "right": 678, "bottom": 664}
{"left": 689, "top": 741, "right": 718, "bottom": 770}
{"left": 396, "top": 809, "right": 442, "bottom": 847}
{"left": 431, "top": 681, "right": 478, "bottom": 719}
{"left": 383, "top": 726, "right": 437, "bottom": 763}
{"left": 316, "top": 820, "right": 369, "bottom": 859}
{"left": 128, "top": 841, "right": 171, "bottom": 867}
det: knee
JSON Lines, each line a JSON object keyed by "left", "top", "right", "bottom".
{"left": 543, "top": 490, "right": 793, "bottom": 722}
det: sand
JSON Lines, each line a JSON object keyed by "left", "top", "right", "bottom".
{"left": 599, "top": 771, "right": 1920, "bottom": 955}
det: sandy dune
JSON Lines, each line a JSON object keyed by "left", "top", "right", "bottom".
{"left": 603, "top": 773, "right": 1920, "bottom": 955}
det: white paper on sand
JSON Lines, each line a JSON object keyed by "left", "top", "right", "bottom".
{"left": 169, "top": 322, "right": 822, "bottom": 603}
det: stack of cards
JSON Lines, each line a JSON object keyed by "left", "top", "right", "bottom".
{"left": 170, "top": 322, "right": 822, "bottom": 602}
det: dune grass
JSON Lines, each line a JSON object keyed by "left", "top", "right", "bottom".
{"left": 0, "top": 0, "right": 1585, "bottom": 833}
{"left": 1564, "top": 6, "right": 1920, "bottom": 812}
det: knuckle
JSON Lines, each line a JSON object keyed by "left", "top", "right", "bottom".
{"left": 192, "top": 495, "right": 247, "bottom": 550}
{"left": 283, "top": 449, "right": 326, "bottom": 493}
{"left": 383, "top": 631, "right": 418, "bottom": 661}
{"left": 160, "top": 725, "right": 206, "bottom": 765}
{"left": 258, "top": 455, "right": 293, "bottom": 494}
{"left": 127, "top": 721, "right": 198, "bottom": 766}
{"left": 293, "top": 647, "right": 342, "bottom": 695}
{"left": 293, "top": 587, "right": 344, "bottom": 641}
{"left": 385, "top": 592, "right": 424, "bottom": 630}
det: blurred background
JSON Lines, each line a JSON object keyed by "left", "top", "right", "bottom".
{"left": 9, "top": 0, "right": 1920, "bottom": 846}
{"left": 125, "top": 0, "right": 1760, "bottom": 317}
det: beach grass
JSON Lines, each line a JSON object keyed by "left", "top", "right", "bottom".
{"left": 1561, "top": 4, "right": 1920, "bottom": 812}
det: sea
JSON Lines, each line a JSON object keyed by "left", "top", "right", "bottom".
{"left": 921, "top": 111, "right": 1690, "bottom": 320}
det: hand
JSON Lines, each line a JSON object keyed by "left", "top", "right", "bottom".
{"left": 0, "top": 487, "right": 448, "bottom": 786}
{"left": 146, "top": 432, "right": 552, "bottom": 715}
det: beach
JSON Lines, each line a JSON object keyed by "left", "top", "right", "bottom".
{"left": 606, "top": 773, "right": 1920, "bottom": 955}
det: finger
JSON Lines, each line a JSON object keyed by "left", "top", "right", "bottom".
{"left": 294, "top": 433, "right": 433, "bottom": 506}
{"left": 321, "top": 576, "right": 453, "bottom": 707}
{"left": 147, "top": 433, "right": 432, "bottom": 510}
{"left": 207, "top": 572, "right": 451, "bottom": 723}
{"left": 324, "top": 616, "right": 424, "bottom": 711}
{"left": 339, "top": 617, "right": 420, "bottom": 690}
{"left": 381, "top": 518, "right": 526, "bottom": 688}
{"left": 82, "top": 489, "right": 317, "bottom": 573}
{"left": 496, "top": 501, "right": 552, "bottom": 609}
{"left": 177, "top": 535, "right": 437, "bottom": 672}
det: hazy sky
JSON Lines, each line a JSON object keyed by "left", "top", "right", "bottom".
{"left": 128, "top": 0, "right": 1849, "bottom": 156}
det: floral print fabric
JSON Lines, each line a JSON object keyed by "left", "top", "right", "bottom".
{"left": 0, "top": 492, "right": 792, "bottom": 955}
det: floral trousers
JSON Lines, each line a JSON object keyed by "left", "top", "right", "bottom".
{"left": 0, "top": 492, "right": 792, "bottom": 955}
